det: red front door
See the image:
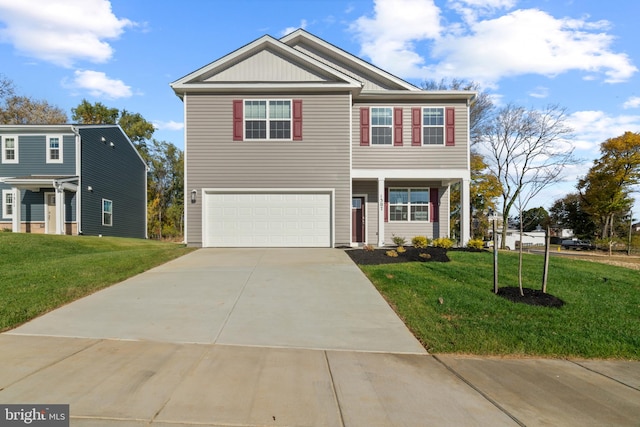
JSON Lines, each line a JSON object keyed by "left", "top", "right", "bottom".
{"left": 352, "top": 197, "right": 365, "bottom": 243}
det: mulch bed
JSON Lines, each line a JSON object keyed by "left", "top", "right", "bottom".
{"left": 345, "top": 246, "right": 450, "bottom": 265}
{"left": 497, "top": 287, "right": 565, "bottom": 308}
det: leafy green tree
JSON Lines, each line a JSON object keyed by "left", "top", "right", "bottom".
{"left": 119, "top": 109, "right": 155, "bottom": 148}
{"left": 515, "top": 206, "right": 549, "bottom": 232}
{"left": 71, "top": 99, "right": 119, "bottom": 124}
{"left": 578, "top": 132, "right": 640, "bottom": 240}
{"left": 549, "top": 193, "right": 596, "bottom": 238}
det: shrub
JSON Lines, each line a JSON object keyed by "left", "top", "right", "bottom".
{"left": 432, "top": 237, "right": 454, "bottom": 249}
{"left": 363, "top": 244, "right": 375, "bottom": 252}
{"left": 396, "top": 246, "right": 406, "bottom": 253}
{"left": 467, "top": 238, "right": 484, "bottom": 250}
{"left": 392, "top": 235, "right": 406, "bottom": 247}
{"left": 386, "top": 250, "right": 398, "bottom": 257}
{"left": 419, "top": 252, "right": 431, "bottom": 259}
{"left": 412, "top": 236, "right": 429, "bottom": 248}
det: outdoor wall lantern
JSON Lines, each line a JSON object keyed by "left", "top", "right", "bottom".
{"left": 109, "top": 141, "right": 115, "bottom": 148}
{"left": 87, "top": 186, "right": 93, "bottom": 192}
{"left": 101, "top": 136, "right": 106, "bottom": 143}
{"left": 191, "top": 189, "right": 197, "bottom": 203}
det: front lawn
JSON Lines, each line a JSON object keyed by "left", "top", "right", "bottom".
{"left": 0, "top": 233, "right": 194, "bottom": 332}
{"left": 359, "top": 250, "right": 639, "bottom": 359}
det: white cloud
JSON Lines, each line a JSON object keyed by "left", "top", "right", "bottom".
{"left": 351, "top": 0, "right": 442, "bottom": 77}
{"left": 529, "top": 86, "right": 549, "bottom": 99}
{"left": 623, "top": 96, "right": 640, "bottom": 109}
{"left": 281, "top": 19, "right": 308, "bottom": 37}
{"left": 67, "top": 70, "right": 132, "bottom": 99}
{"left": 350, "top": 1, "right": 637, "bottom": 84}
{"left": 0, "top": 0, "right": 134, "bottom": 67}
{"left": 568, "top": 110, "right": 640, "bottom": 153}
{"left": 153, "top": 120, "right": 184, "bottom": 131}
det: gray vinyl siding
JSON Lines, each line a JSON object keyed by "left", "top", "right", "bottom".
{"left": 352, "top": 102, "right": 469, "bottom": 170}
{"left": 205, "top": 49, "right": 329, "bottom": 83}
{"left": 185, "top": 92, "right": 351, "bottom": 247}
{"left": 0, "top": 134, "right": 76, "bottom": 176}
{"left": 353, "top": 181, "right": 450, "bottom": 244}
{"left": 79, "top": 127, "right": 146, "bottom": 238}
{"left": 11, "top": 189, "right": 75, "bottom": 222}
{"left": 291, "top": 43, "right": 395, "bottom": 91}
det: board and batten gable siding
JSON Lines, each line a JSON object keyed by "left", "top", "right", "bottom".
{"left": 185, "top": 92, "right": 352, "bottom": 247}
{"left": 0, "top": 134, "right": 76, "bottom": 176}
{"left": 352, "top": 102, "right": 469, "bottom": 170}
{"left": 78, "top": 127, "right": 146, "bottom": 238}
{"left": 204, "top": 48, "right": 329, "bottom": 83}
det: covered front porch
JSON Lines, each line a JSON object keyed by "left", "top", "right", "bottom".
{"left": 351, "top": 170, "right": 470, "bottom": 247}
{"left": 1, "top": 176, "right": 79, "bottom": 235}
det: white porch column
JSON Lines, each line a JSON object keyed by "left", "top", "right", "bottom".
{"left": 55, "top": 187, "right": 65, "bottom": 235}
{"left": 377, "top": 177, "right": 385, "bottom": 247}
{"left": 460, "top": 178, "right": 470, "bottom": 246}
{"left": 11, "top": 187, "right": 20, "bottom": 233}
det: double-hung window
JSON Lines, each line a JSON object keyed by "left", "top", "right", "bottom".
{"left": 2, "top": 190, "right": 14, "bottom": 219}
{"left": 47, "top": 135, "right": 63, "bottom": 163}
{"left": 102, "top": 199, "right": 113, "bottom": 226}
{"left": 371, "top": 107, "right": 393, "bottom": 145}
{"left": 422, "top": 107, "right": 444, "bottom": 145}
{"left": 389, "top": 188, "right": 430, "bottom": 222}
{"left": 1, "top": 136, "right": 18, "bottom": 163}
{"left": 245, "top": 100, "right": 291, "bottom": 140}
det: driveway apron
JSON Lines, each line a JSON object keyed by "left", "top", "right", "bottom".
{"left": 8, "top": 248, "right": 426, "bottom": 353}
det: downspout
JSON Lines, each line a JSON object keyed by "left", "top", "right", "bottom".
{"left": 71, "top": 126, "right": 82, "bottom": 235}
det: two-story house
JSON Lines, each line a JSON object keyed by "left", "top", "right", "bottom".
{"left": 171, "top": 29, "right": 473, "bottom": 248}
{"left": 0, "top": 124, "right": 147, "bottom": 238}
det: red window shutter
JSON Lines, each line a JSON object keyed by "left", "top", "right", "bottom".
{"left": 445, "top": 107, "right": 455, "bottom": 146}
{"left": 384, "top": 187, "right": 389, "bottom": 222}
{"left": 430, "top": 188, "right": 439, "bottom": 222}
{"left": 293, "top": 99, "right": 303, "bottom": 140}
{"left": 393, "top": 107, "right": 403, "bottom": 146}
{"left": 360, "top": 108, "right": 370, "bottom": 146}
{"left": 411, "top": 108, "right": 421, "bottom": 146}
{"left": 233, "top": 100, "right": 243, "bottom": 141}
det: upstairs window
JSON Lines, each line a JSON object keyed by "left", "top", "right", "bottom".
{"left": 245, "top": 100, "right": 291, "bottom": 140}
{"left": 422, "top": 108, "right": 444, "bottom": 145}
{"left": 371, "top": 107, "right": 393, "bottom": 145}
{"left": 1, "top": 136, "right": 18, "bottom": 163}
{"left": 47, "top": 136, "right": 63, "bottom": 163}
{"left": 102, "top": 199, "right": 113, "bottom": 226}
{"left": 389, "top": 188, "right": 430, "bottom": 222}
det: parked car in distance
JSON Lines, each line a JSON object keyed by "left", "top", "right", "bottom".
{"left": 561, "top": 239, "right": 595, "bottom": 250}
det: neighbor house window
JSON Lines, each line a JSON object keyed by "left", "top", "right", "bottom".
{"left": 422, "top": 107, "right": 444, "bottom": 145}
{"left": 1, "top": 136, "right": 18, "bottom": 163}
{"left": 102, "top": 199, "right": 113, "bottom": 226}
{"left": 47, "top": 135, "right": 63, "bottom": 163}
{"left": 2, "top": 190, "right": 14, "bottom": 219}
{"left": 371, "top": 107, "right": 393, "bottom": 145}
{"left": 244, "top": 100, "right": 291, "bottom": 139}
{"left": 389, "top": 188, "right": 430, "bottom": 221}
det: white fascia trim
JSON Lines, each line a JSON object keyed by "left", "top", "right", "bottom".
{"left": 171, "top": 35, "right": 363, "bottom": 90}
{"left": 352, "top": 169, "right": 471, "bottom": 180}
{"left": 174, "top": 82, "right": 362, "bottom": 93}
{"left": 357, "top": 91, "right": 477, "bottom": 101}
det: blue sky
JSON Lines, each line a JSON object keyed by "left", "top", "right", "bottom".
{"left": 0, "top": 0, "right": 639, "bottom": 211}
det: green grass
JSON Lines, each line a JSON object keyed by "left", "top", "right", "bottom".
{"left": 361, "top": 250, "right": 640, "bottom": 359}
{"left": 0, "top": 233, "right": 194, "bottom": 332}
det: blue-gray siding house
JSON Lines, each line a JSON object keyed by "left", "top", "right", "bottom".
{"left": 0, "top": 124, "right": 147, "bottom": 238}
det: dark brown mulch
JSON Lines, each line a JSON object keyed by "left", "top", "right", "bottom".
{"left": 345, "top": 247, "right": 450, "bottom": 265}
{"left": 497, "top": 287, "right": 565, "bottom": 308}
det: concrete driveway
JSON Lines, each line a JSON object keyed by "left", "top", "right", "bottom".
{"left": 2, "top": 248, "right": 639, "bottom": 426}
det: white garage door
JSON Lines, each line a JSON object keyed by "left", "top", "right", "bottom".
{"left": 204, "top": 192, "right": 331, "bottom": 247}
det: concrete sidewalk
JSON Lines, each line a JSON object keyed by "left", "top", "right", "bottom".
{"left": 2, "top": 248, "right": 639, "bottom": 426}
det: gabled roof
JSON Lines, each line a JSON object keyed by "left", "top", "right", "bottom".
{"left": 280, "top": 29, "right": 420, "bottom": 92}
{"left": 170, "top": 34, "right": 364, "bottom": 97}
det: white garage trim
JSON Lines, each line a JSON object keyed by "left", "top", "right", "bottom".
{"left": 202, "top": 188, "right": 334, "bottom": 247}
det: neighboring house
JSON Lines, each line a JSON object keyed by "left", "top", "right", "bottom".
{"left": 0, "top": 124, "right": 147, "bottom": 238}
{"left": 171, "top": 29, "right": 474, "bottom": 248}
